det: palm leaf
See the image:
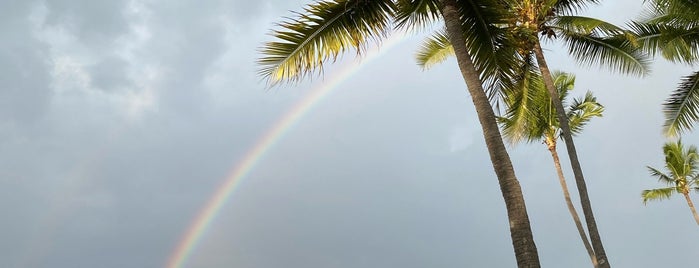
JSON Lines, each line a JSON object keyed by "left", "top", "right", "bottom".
{"left": 258, "top": 0, "right": 395, "bottom": 85}
{"left": 567, "top": 91, "right": 604, "bottom": 135}
{"left": 663, "top": 71, "right": 699, "bottom": 137}
{"left": 552, "top": 0, "right": 601, "bottom": 15}
{"left": 647, "top": 166, "right": 675, "bottom": 185}
{"left": 455, "top": 0, "right": 520, "bottom": 96}
{"left": 499, "top": 56, "right": 543, "bottom": 144}
{"left": 630, "top": 21, "right": 699, "bottom": 64}
{"left": 560, "top": 31, "right": 650, "bottom": 76}
{"left": 555, "top": 16, "right": 626, "bottom": 36}
{"left": 642, "top": 187, "right": 678, "bottom": 204}
{"left": 416, "top": 30, "right": 455, "bottom": 69}
{"left": 394, "top": 0, "right": 440, "bottom": 31}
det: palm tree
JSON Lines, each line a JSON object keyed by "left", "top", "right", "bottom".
{"left": 631, "top": 0, "right": 699, "bottom": 137}
{"left": 499, "top": 71, "right": 604, "bottom": 267}
{"left": 416, "top": 2, "right": 649, "bottom": 266}
{"left": 257, "top": 1, "right": 541, "bottom": 266}
{"left": 643, "top": 140, "right": 699, "bottom": 226}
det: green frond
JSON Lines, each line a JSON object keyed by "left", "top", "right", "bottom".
{"left": 642, "top": 187, "right": 679, "bottom": 204}
{"left": 661, "top": 140, "right": 699, "bottom": 182}
{"left": 560, "top": 31, "right": 650, "bottom": 77}
{"left": 394, "top": 0, "right": 441, "bottom": 31}
{"left": 455, "top": 0, "right": 520, "bottom": 89}
{"left": 647, "top": 166, "right": 676, "bottom": 185}
{"left": 552, "top": 0, "right": 601, "bottom": 15}
{"left": 663, "top": 71, "right": 699, "bottom": 137}
{"left": 499, "top": 57, "right": 544, "bottom": 144}
{"left": 257, "top": 0, "right": 395, "bottom": 85}
{"left": 416, "top": 30, "right": 454, "bottom": 69}
{"left": 644, "top": 0, "right": 699, "bottom": 27}
{"left": 567, "top": 91, "right": 604, "bottom": 135}
{"left": 554, "top": 16, "right": 626, "bottom": 36}
{"left": 551, "top": 71, "right": 576, "bottom": 103}
{"left": 630, "top": 21, "right": 699, "bottom": 64}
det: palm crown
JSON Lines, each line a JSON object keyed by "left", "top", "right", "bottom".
{"left": 498, "top": 71, "right": 604, "bottom": 145}
{"left": 643, "top": 140, "right": 699, "bottom": 226}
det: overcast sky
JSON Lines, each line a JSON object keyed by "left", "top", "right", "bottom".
{"left": 2, "top": 0, "right": 698, "bottom": 267}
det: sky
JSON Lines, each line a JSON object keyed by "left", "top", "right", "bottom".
{"left": 1, "top": 0, "right": 698, "bottom": 267}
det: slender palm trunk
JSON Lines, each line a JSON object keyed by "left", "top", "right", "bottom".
{"left": 532, "top": 41, "right": 610, "bottom": 267}
{"left": 438, "top": 1, "right": 540, "bottom": 266}
{"left": 681, "top": 191, "right": 699, "bottom": 225}
{"left": 545, "top": 137, "right": 597, "bottom": 267}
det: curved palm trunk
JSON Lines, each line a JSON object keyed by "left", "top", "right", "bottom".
{"left": 532, "top": 41, "right": 610, "bottom": 267}
{"left": 545, "top": 137, "right": 597, "bottom": 267}
{"left": 681, "top": 191, "right": 699, "bottom": 225}
{"left": 439, "top": 1, "right": 540, "bottom": 266}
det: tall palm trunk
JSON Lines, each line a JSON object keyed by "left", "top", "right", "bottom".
{"left": 545, "top": 137, "right": 597, "bottom": 267}
{"left": 681, "top": 190, "right": 699, "bottom": 225}
{"left": 438, "top": 1, "right": 540, "bottom": 266}
{"left": 532, "top": 41, "right": 610, "bottom": 267}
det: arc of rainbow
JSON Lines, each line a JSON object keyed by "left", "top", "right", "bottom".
{"left": 166, "top": 33, "right": 407, "bottom": 268}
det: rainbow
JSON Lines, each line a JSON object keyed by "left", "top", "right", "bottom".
{"left": 165, "top": 33, "right": 408, "bottom": 268}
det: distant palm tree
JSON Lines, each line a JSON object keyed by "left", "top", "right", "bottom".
{"left": 499, "top": 71, "right": 603, "bottom": 267}
{"left": 643, "top": 140, "right": 699, "bottom": 226}
{"left": 632, "top": 0, "right": 699, "bottom": 136}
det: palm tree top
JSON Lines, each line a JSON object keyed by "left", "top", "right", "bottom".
{"left": 643, "top": 140, "right": 699, "bottom": 204}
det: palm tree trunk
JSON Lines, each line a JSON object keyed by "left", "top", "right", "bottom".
{"left": 532, "top": 41, "right": 610, "bottom": 267}
{"left": 681, "top": 191, "right": 699, "bottom": 225}
{"left": 545, "top": 137, "right": 597, "bottom": 267}
{"left": 438, "top": 1, "right": 540, "bottom": 267}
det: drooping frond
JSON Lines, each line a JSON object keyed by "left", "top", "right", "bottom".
{"left": 416, "top": 30, "right": 454, "bottom": 69}
{"left": 663, "top": 71, "right": 699, "bottom": 137}
{"left": 555, "top": 16, "right": 626, "bottom": 36}
{"left": 394, "top": 0, "right": 441, "bottom": 31}
{"left": 552, "top": 0, "right": 601, "bottom": 15}
{"left": 643, "top": 0, "right": 699, "bottom": 28}
{"left": 455, "top": 0, "right": 520, "bottom": 98}
{"left": 258, "top": 0, "right": 395, "bottom": 85}
{"left": 560, "top": 30, "right": 650, "bottom": 77}
{"left": 642, "top": 187, "right": 679, "bottom": 204}
{"left": 567, "top": 91, "right": 604, "bottom": 135}
{"left": 630, "top": 21, "right": 699, "bottom": 64}
{"left": 499, "top": 56, "right": 543, "bottom": 144}
{"left": 647, "top": 166, "right": 676, "bottom": 185}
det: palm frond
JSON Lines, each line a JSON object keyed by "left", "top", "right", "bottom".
{"left": 560, "top": 31, "right": 650, "bottom": 77}
{"left": 394, "top": 0, "right": 441, "bottom": 31}
{"left": 663, "top": 71, "right": 699, "bottom": 137}
{"left": 456, "top": 0, "right": 520, "bottom": 99}
{"left": 552, "top": 0, "right": 601, "bottom": 15}
{"left": 499, "top": 56, "right": 543, "bottom": 144}
{"left": 662, "top": 140, "right": 699, "bottom": 179}
{"left": 642, "top": 187, "right": 678, "bottom": 204}
{"left": 567, "top": 91, "right": 604, "bottom": 135}
{"left": 555, "top": 16, "right": 626, "bottom": 36}
{"left": 644, "top": 0, "right": 699, "bottom": 28}
{"left": 630, "top": 21, "right": 699, "bottom": 64}
{"left": 257, "top": 0, "right": 395, "bottom": 85}
{"left": 416, "top": 30, "right": 455, "bottom": 69}
{"left": 647, "top": 166, "right": 676, "bottom": 185}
